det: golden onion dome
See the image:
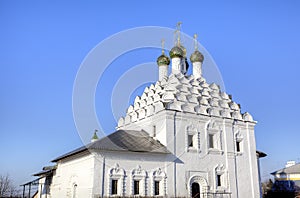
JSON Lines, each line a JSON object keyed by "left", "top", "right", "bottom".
{"left": 157, "top": 54, "right": 170, "bottom": 66}
{"left": 190, "top": 50, "right": 204, "bottom": 63}
{"left": 169, "top": 46, "right": 184, "bottom": 58}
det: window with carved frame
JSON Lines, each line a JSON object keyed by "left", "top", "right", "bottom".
{"left": 152, "top": 168, "right": 166, "bottom": 196}
{"left": 186, "top": 125, "right": 199, "bottom": 152}
{"left": 235, "top": 130, "right": 243, "bottom": 154}
{"left": 207, "top": 121, "right": 222, "bottom": 154}
{"left": 131, "top": 165, "right": 147, "bottom": 196}
{"left": 215, "top": 164, "right": 227, "bottom": 191}
{"left": 108, "top": 164, "right": 125, "bottom": 196}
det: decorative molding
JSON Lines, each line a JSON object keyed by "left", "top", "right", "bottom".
{"left": 214, "top": 164, "right": 228, "bottom": 192}
{"left": 188, "top": 175, "right": 208, "bottom": 197}
{"left": 207, "top": 120, "right": 220, "bottom": 133}
{"left": 235, "top": 129, "right": 243, "bottom": 141}
{"left": 151, "top": 168, "right": 167, "bottom": 196}
{"left": 131, "top": 165, "right": 147, "bottom": 196}
{"left": 108, "top": 164, "right": 126, "bottom": 196}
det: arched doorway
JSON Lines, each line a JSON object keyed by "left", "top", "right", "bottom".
{"left": 188, "top": 176, "right": 208, "bottom": 198}
{"left": 192, "top": 182, "right": 200, "bottom": 198}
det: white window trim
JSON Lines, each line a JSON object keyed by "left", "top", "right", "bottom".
{"left": 108, "top": 164, "right": 125, "bottom": 197}
{"left": 207, "top": 121, "right": 223, "bottom": 154}
{"left": 214, "top": 164, "right": 228, "bottom": 192}
{"left": 151, "top": 168, "right": 167, "bottom": 197}
{"left": 186, "top": 125, "right": 200, "bottom": 152}
{"left": 235, "top": 130, "right": 244, "bottom": 155}
{"left": 131, "top": 165, "right": 147, "bottom": 196}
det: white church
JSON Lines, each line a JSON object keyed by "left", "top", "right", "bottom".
{"left": 28, "top": 29, "right": 265, "bottom": 198}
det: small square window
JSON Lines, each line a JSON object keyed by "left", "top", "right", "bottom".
{"left": 188, "top": 135, "right": 193, "bottom": 147}
{"left": 111, "top": 179, "right": 118, "bottom": 195}
{"left": 134, "top": 180, "right": 139, "bottom": 195}
{"left": 217, "top": 175, "right": 222, "bottom": 187}
{"left": 154, "top": 181, "right": 160, "bottom": 195}
{"left": 209, "top": 134, "right": 214, "bottom": 148}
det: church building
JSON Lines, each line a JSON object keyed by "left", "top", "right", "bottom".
{"left": 32, "top": 29, "right": 263, "bottom": 198}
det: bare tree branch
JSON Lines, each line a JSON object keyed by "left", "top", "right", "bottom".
{"left": 0, "top": 173, "right": 19, "bottom": 197}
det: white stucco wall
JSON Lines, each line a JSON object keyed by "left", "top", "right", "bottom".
{"left": 119, "top": 109, "right": 260, "bottom": 198}
{"left": 93, "top": 151, "right": 169, "bottom": 197}
{"left": 49, "top": 108, "right": 260, "bottom": 198}
{"left": 50, "top": 151, "right": 95, "bottom": 198}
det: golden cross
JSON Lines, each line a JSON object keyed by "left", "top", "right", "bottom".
{"left": 194, "top": 34, "right": 198, "bottom": 50}
{"left": 161, "top": 39, "right": 165, "bottom": 54}
{"left": 175, "top": 22, "right": 182, "bottom": 45}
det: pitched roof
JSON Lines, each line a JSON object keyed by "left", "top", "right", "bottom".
{"left": 52, "top": 130, "right": 170, "bottom": 162}
{"left": 271, "top": 163, "right": 300, "bottom": 175}
{"left": 33, "top": 165, "right": 57, "bottom": 177}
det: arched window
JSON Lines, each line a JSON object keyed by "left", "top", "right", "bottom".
{"left": 131, "top": 165, "right": 147, "bottom": 196}
{"left": 72, "top": 183, "right": 77, "bottom": 198}
{"left": 68, "top": 175, "right": 78, "bottom": 198}
{"left": 151, "top": 168, "right": 167, "bottom": 196}
{"left": 108, "top": 163, "right": 125, "bottom": 196}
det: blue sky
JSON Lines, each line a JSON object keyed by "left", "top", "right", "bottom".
{"left": 1, "top": 0, "right": 300, "bottom": 186}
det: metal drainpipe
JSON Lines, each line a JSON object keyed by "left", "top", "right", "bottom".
{"left": 233, "top": 120, "right": 239, "bottom": 198}
{"left": 173, "top": 111, "right": 177, "bottom": 197}
{"left": 101, "top": 156, "right": 106, "bottom": 197}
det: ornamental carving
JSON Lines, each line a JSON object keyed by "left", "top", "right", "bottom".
{"left": 215, "top": 164, "right": 225, "bottom": 174}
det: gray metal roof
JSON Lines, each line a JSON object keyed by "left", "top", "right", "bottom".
{"left": 271, "top": 163, "right": 300, "bottom": 175}
{"left": 33, "top": 165, "right": 57, "bottom": 176}
{"left": 52, "top": 130, "right": 170, "bottom": 162}
{"left": 256, "top": 150, "right": 267, "bottom": 158}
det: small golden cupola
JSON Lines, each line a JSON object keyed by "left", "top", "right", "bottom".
{"left": 157, "top": 39, "right": 170, "bottom": 81}
{"left": 190, "top": 34, "right": 204, "bottom": 79}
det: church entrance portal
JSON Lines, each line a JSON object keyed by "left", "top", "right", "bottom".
{"left": 192, "top": 182, "right": 200, "bottom": 198}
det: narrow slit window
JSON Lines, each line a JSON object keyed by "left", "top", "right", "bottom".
{"left": 188, "top": 135, "right": 193, "bottom": 147}
{"left": 209, "top": 134, "right": 214, "bottom": 148}
{"left": 153, "top": 125, "right": 156, "bottom": 137}
{"left": 134, "top": 180, "right": 139, "bottom": 195}
{"left": 236, "top": 141, "right": 241, "bottom": 152}
{"left": 154, "top": 181, "right": 160, "bottom": 195}
{"left": 72, "top": 184, "right": 77, "bottom": 198}
{"left": 111, "top": 179, "right": 118, "bottom": 195}
{"left": 217, "top": 175, "right": 222, "bottom": 187}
